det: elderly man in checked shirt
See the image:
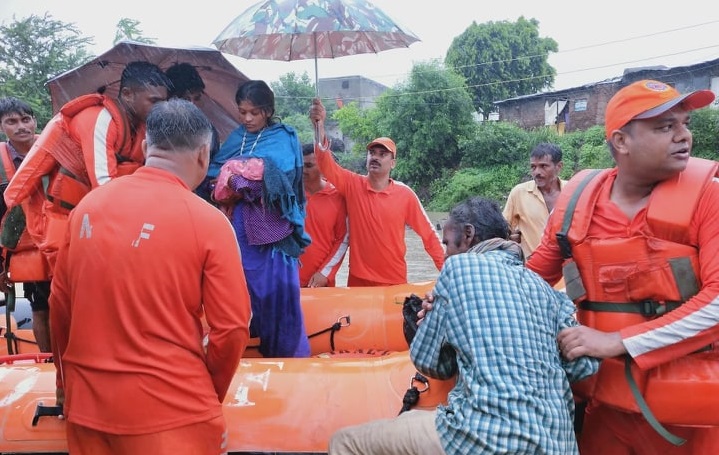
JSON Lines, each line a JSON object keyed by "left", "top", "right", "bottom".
{"left": 329, "top": 196, "right": 599, "bottom": 455}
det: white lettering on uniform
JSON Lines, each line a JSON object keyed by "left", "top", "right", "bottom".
{"left": 131, "top": 223, "right": 155, "bottom": 247}
{"left": 79, "top": 214, "right": 92, "bottom": 239}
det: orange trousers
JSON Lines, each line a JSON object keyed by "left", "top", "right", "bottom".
{"left": 66, "top": 415, "right": 227, "bottom": 455}
{"left": 579, "top": 402, "right": 719, "bottom": 455}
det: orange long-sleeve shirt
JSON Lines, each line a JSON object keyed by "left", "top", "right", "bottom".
{"left": 50, "top": 166, "right": 251, "bottom": 434}
{"left": 299, "top": 182, "right": 348, "bottom": 287}
{"left": 528, "top": 169, "right": 719, "bottom": 369}
{"left": 314, "top": 145, "right": 444, "bottom": 285}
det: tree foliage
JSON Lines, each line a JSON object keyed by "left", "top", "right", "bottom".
{"left": 331, "top": 101, "right": 377, "bottom": 154}
{"left": 445, "top": 17, "right": 558, "bottom": 118}
{"left": 271, "top": 71, "right": 317, "bottom": 119}
{"left": 114, "top": 18, "right": 156, "bottom": 45}
{"left": 281, "top": 112, "right": 315, "bottom": 146}
{"left": 371, "top": 61, "right": 476, "bottom": 196}
{"left": 689, "top": 108, "right": 719, "bottom": 161}
{"left": 0, "top": 13, "right": 93, "bottom": 127}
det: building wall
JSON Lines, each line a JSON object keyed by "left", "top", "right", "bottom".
{"left": 496, "top": 58, "right": 719, "bottom": 132}
{"left": 318, "top": 75, "right": 388, "bottom": 109}
{"left": 318, "top": 75, "right": 389, "bottom": 151}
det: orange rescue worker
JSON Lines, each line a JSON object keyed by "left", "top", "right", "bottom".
{"left": 0, "top": 97, "right": 52, "bottom": 352}
{"left": 299, "top": 143, "right": 348, "bottom": 287}
{"left": 529, "top": 80, "right": 719, "bottom": 454}
{"left": 50, "top": 99, "right": 251, "bottom": 455}
{"left": 3, "top": 61, "right": 171, "bottom": 276}
{"left": 309, "top": 99, "right": 444, "bottom": 287}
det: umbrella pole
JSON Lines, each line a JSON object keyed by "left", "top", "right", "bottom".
{"left": 313, "top": 32, "right": 320, "bottom": 144}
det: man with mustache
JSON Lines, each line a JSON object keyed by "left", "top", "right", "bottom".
{"left": 0, "top": 97, "right": 52, "bottom": 352}
{"left": 502, "top": 142, "right": 565, "bottom": 259}
{"left": 309, "top": 98, "right": 444, "bottom": 286}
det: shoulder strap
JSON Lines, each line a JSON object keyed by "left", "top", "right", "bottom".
{"left": 60, "top": 94, "right": 130, "bottom": 157}
{"left": 646, "top": 157, "right": 719, "bottom": 245}
{"left": 555, "top": 169, "right": 605, "bottom": 259}
{"left": 0, "top": 143, "right": 17, "bottom": 184}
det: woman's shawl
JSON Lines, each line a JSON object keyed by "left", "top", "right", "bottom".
{"left": 214, "top": 123, "right": 310, "bottom": 258}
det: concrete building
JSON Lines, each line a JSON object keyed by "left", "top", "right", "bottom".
{"left": 318, "top": 75, "right": 389, "bottom": 152}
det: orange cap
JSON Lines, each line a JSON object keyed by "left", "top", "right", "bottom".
{"left": 366, "top": 137, "right": 397, "bottom": 157}
{"left": 604, "top": 80, "right": 715, "bottom": 140}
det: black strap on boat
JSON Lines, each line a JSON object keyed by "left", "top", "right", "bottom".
{"left": 3, "top": 285, "right": 15, "bottom": 355}
{"left": 307, "top": 315, "right": 350, "bottom": 352}
{"left": 398, "top": 372, "right": 430, "bottom": 415}
{"left": 579, "top": 300, "right": 682, "bottom": 317}
{"left": 624, "top": 356, "right": 686, "bottom": 446}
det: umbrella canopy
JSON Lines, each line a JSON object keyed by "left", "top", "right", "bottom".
{"left": 212, "top": 0, "right": 420, "bottom": 90}
{"left": 46, "top": 41, "right": 251, "bottom": 141}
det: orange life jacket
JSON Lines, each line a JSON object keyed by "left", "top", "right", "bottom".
{"left": 554, "top": 157, "right": 719, "bottom": 428}
{"left": 3, "top": 95, "right": 142, "bottom": 277}
{"left": 0, "top": 142, "right": 50, "bottom": 282}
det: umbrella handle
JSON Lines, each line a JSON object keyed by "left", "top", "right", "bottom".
{"left": 314, "top": 121, "right": 321, "bottom": 146}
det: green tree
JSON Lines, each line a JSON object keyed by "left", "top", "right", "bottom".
{"left": 282, "top": 112, "right": 315, "bottom": 146}
{"left": 332, "top": 101, "right": 377, "bottom": 154}
{"left": 689, "top": 107, "right": 719, "bottom": 161}
{"left": 372, "top": 61, "right": 476, "bottom": 196}
{"left": 113, "top": 18, "right": 156, "bottom": 45}
{"left": 271, "top": 72, "right": 316, "bottom": 119}
{"left": 0, "top": 13, "right": 93, "bottom": 127}
{"left": 460, "top": 120, "right": 532, "bottom": 169}
{"left": 445, "top": 17, "right": 558, "bottom": 118}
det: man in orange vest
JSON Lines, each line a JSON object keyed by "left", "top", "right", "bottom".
{"left": 4, "top": 61, "right": 171, "bottom": 276}
{"left": 529, "top": 80, "right": 719, "bottom": 453}
{"left": 0, "top": 97, "right": 52, "bottom": 352}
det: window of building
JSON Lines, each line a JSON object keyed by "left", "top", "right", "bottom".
{"left": 342, "top": 80, "right": 350, "bottom": 89}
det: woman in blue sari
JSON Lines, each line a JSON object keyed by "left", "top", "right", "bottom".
{"left": 211, "top": 80, "right": 311, "bottom": 358}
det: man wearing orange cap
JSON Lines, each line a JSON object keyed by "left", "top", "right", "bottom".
{"left": 528, "top": 80, "right": 719, "bottom": 453}
{"left": 309, "top": 99, "right": 444, "bottom": 286}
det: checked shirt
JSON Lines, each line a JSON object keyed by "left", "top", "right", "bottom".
{"left": 411, "top": 248, "right": 599, "bottom": 454}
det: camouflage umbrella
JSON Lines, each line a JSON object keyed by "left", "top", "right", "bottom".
{"left": 45, "top": 41, "right": 251, "bottom": 141}
{"left": 212, "top": 0, "right": 420, "bottom": 94}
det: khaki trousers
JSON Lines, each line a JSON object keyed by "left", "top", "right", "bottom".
{"left": 329, "top": 409, "right": 446, "bottom": 455}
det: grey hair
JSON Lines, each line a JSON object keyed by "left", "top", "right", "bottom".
{"left": 145, "top": 99, "right": 212, "bottom": 151}
{"left": 448, "top": 196, "right": 510, "bottom": 242}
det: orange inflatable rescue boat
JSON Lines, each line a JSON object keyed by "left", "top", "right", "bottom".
{"left": 0, "top": 282, "right": 455, "bottom": 454}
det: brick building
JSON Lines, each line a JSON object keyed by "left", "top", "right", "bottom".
{"left": 494, "top": 57, "right": 719, "bottom": 132}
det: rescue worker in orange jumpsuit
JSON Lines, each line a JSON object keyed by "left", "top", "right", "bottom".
{"left": 50, "top": 99, "right": 251, "bottom": 455}
{"left": 3, "top": 61, "right": 171, "bottom": 276}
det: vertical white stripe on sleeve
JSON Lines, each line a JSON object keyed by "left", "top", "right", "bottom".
{"left": 93, "top": 108, "right": 114, "bottom": 186}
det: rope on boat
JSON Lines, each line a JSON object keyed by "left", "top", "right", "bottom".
{"left": 398, "top": 372, "right": 430, "bottom": 415}
{"left": 307, "top": 315, "right": 350, "bottom": 352}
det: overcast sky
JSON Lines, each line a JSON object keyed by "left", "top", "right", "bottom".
{"left": 3, "top": 0, "right": 719, "bottom": 91}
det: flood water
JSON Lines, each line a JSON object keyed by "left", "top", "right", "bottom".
{"left": 334, "top": 212, "right": 448, "bottom": 286}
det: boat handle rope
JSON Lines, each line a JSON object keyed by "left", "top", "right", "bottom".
{"left": 398, "top": 372, "right": 430, "bottom": 415}
{"left": 307, "top": 315, "right": 350, "bottom": 352}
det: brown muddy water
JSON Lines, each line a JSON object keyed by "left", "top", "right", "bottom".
{"left": 334, "top": 212, "right": 448, "bottom": 286}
